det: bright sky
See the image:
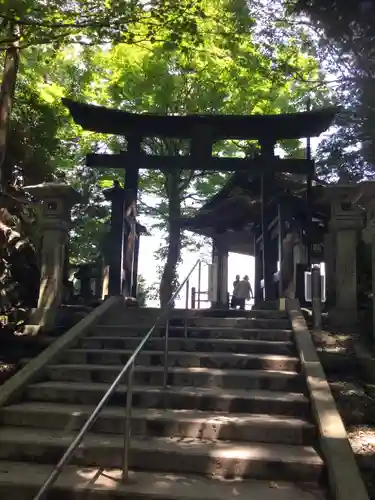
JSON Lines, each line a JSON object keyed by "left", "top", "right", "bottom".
{"left": 137, "top": 218, "right": 255, "bottom": 308}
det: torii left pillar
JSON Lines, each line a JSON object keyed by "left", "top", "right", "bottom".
{"left": 104, "top": 182, "right": 126, "bottom": 296}
{"left": 26, "top": 182, "right": 81, "bottom": 331}
{"left": 104, "top": 176, "right": 140, "bottom": 298}
{"left": 102, "top": 135, "right": 141, "bottom": 298}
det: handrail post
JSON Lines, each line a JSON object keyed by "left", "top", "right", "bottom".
{"left": 122, "top": 361, "right": 134, "bottom": 483}
{"left": 184, "top": 279, "right": 189, "bottom": 337}
{"left": 163, "top": 318, "right": 170, "bottom": 388}
{"left": 198, "top": 261, "right": 202, "bottom": 309}
{"left": 191, "top": 287, "right": 196, "bottom": 309}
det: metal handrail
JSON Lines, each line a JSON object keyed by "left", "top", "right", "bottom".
{"left": 33, "top": 259, "right": 201, "bottom": 500}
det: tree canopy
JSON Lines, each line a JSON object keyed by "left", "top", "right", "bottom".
{"left": 289, "top": 0, "right": 375, "bottom": 179}
{"left": 0, "top": 0, "right": 337, "bottom": 306}
{"left": 53, "top": 0, "right": 329, "bottom": 302}
{"left": 0, "top": 0, "right": 205, "bottom": 48}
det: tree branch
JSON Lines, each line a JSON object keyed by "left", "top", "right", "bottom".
{"left": 138, "top": 198, "right": 165, "bottom": 217}
{"left": 182, "top": 192, "right": 203, "bottom": 202}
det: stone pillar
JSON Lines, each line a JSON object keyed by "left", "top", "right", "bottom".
{"left": 329, "top": 201, "right": 363, "bottom": 327}
{"left": 281, "top": 231, "right": 299, "bottom": 299}
{"left": 294, "top": 236, "right": 309, "bottom": 302}
{"left": 324, "top": 231, "right": 335, "bottom": 305}
{"left": 26, "top": 182, "right": 81, "bottom": 329}
{"left": 359, "top": 199, "right": 375, "bottom": 345}
{"left": 350, "top": 181, "right": 375, "bottom": 343}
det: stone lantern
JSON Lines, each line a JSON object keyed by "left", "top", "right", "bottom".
{"left": 351, "top": 181, "right": 375, "bottom": 343}
{"left": 315, "top": 184, "right": 364, "bottom": 327}
{"left": 25, "top": 182, "right": 81, "bottom": 329}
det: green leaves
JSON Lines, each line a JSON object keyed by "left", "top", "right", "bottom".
{"left": 0, "top": 0, "right": 206, "bottom": 50}
{"left": 1, "top": 0, "right": 333, "bottom": 265}
{"left": 291, "top": 0, "right": 375, "bottom": 175}
{"left": 59, "top": 0, "right": 328, "bottom": 245}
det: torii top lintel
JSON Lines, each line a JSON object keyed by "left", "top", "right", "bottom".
{"left": 63, "top": 98, "right": 337, "bottom": 141}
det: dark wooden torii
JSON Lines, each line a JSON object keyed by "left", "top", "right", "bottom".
{"left": 62, "top": 97, "right": 337, "bottom": 300}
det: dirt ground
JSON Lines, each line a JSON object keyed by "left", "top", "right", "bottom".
{"left": 314, "top": 330, "right": 375, "bottom": 498}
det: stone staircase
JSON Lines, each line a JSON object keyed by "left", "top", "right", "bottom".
{"left": 0, "top": 307, "right": 327, "bottom": 499}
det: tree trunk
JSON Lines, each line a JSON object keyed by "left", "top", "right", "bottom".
{"left": 0, "top": 24, "right": 20, "bottom": 191}
{"left": 159, "top": 170, "right": 181, "bottom": 307}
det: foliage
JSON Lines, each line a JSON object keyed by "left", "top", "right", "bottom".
{"left": 288, "top": 1, "right": 375, "bottom": 72}
{"left": 0, "top": 0, "right": 208, "bottom": 183}
{"left": 0, "top": 0, "right": 334, "bottom": 308}
{"left": 288, "top": 0, "right": 375, "bottom": 178}
{"left": 0, "top": 0, "right": 205, "bottom": 49}
{"left": 137, "top": 275, "right": 150, "bottom": 307}
{"left": 7, "top": 50, "right": 71, "bottom": 185}
{"left": 59, "top": 0, "right": 328, "bottom": 303}
{"left": 0, "top": 187, "right": 39, "bottom": 313}
{"left": 0, "top": 0, "right": 209, "bottom": 312}
{"left": 314, "top": 89, "right": 371, "bottom": 183}
{"left": 66, "top": 166, "right": 110, "bottom": 264}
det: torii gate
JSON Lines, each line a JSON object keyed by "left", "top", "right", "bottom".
{"left": 63, "top": 97, "right": 336, "bottom": 300}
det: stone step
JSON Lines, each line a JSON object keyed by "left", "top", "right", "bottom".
{"left": 173, "top": 318, "right": 291, "bottom": 329}
{"left": 103, "top": 307, "right": 288, "bottom": 323}
{"left": 257, "top": 301, "right": 280, "bottom": 310}
{"left": 45, "top": 364, "right": 305, "bottom": 392}
{"left": 0, "top": 462, "right": 328, "bottom": 500}
{"left": 0, "top": 427, "right": 324, "bottom": 482}
{"left": 0, "top": 402, "right": 315, "bottom": 445}
{"left": 80, "top": 336, "right": 296, "bottom": 355}
{"left": 25, "top": 382, "right": 310, "bottom": 416}
{"left": 91, "top": 325, "right": 293, "bottom": 341}
{"left": 62, "top": 349, "right": 300, "bottom": 371}
{"left": 192, "top": 309, "right": 288, "bottom": 319}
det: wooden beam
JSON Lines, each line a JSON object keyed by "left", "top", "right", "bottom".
{"left": 64, "top": 98, "right": 338, "bottom": 141}
{"left": 87, "top": 152, "right": 314, "bottom": 175}
{"left": 191, "top": 125, "right": 213, "bottom": 162}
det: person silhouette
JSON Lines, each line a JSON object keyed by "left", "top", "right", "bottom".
{"left": 235, "top": 275, "right": 253, "bottom": 310}
{"left": 231, "top": 274, "right": 240, "bottom": 308}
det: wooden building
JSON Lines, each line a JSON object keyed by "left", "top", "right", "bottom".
{"left": 181, "top": 172, "right": 329, "bottom": 308}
